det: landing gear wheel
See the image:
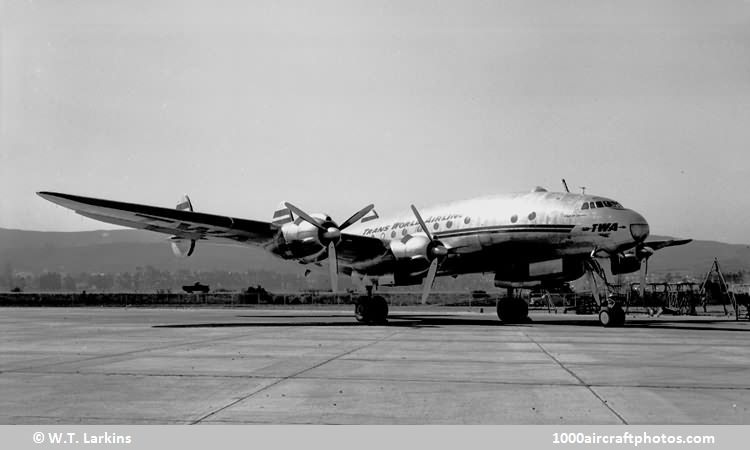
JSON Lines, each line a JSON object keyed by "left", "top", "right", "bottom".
{"left": 599, "top": 305, "right": 625, "bottom": 327}
{"left": 354, "top": 295, "right": 388, "bottom": 324}
{"left": 371, "top": 295, "right": 388, "bottom": 323}
{"left": 497, "top": 298, "right": 529, "bottom": 324}
{"left": 610, "top": 304, "right": 626, "bottom": 326}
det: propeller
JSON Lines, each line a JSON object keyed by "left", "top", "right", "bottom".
{"left": 635, "top": 244, "right": 654, "bottom": 300}
{"left": 410, "top": 205, "right": 449, "bottom": 304}
{"left": 284, "top": 202, "right": 374, "bottom": 292}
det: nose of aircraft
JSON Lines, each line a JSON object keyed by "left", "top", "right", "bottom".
{"left": 628, "top": 211, "right": 650, "bottom": 242}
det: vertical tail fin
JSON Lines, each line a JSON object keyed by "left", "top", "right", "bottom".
{"left": 176, "top": 194, "right": 193, "bottom": 212}
{"left": 272, "top": 201, "right": 294, "bottom": 226}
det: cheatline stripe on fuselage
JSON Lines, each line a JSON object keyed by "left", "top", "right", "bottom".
{"left": 433, "top": 224, "right": 575, "bottom": 239}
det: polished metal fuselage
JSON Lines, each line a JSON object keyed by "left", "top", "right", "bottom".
{"left": 341, "top": 190, "right": 648, "bottom": 278}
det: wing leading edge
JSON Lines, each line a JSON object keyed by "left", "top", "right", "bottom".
{"left": 37, "top": 191, "right": 278, "bottom": 245}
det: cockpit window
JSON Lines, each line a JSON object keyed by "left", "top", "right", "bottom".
{"left": 584, "top": 199, "right": 626, "bottom": 210}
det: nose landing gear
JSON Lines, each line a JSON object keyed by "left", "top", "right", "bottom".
{"left": 586, "top": 259, "right": 626, "bottom": 327}
{"left": 598, "top": 302, "right": 625, "bottom": 327}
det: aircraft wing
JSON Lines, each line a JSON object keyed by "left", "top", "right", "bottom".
{"left": 37, "top": 191, "right": 278, "bottom": 245}
{"left": 644, "top": 238, "right": 692, "bottom": 251}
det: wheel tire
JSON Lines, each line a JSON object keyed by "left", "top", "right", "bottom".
{"left": 372, "top": 295, "right": 388, "bottom": 323}
{"left": 354, "top": 296, "right": 369, "bottom": 323}
{"left": 372, "top": 295, "right": 389, "bottom": 324}
{"left": 497, "top": 298, "right": 528, "bottom": 324}
{"left": 599, "top": 307, "right": 613, "bottom": 327}
{"left": 516, "top": 298, "right": 529, "bottom": 322}
{"left": 610, "top": 304, "right": 626, "bottom": 326}
{"left": 354, "top": 296, "right": 389, "bottom": 324}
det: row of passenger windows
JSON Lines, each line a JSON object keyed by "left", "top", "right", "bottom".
{"left": 581, "top": 200, "right": 623, "bottom": 210}
{"left": 388, "top": 216, "right": 472, "bottom": 238}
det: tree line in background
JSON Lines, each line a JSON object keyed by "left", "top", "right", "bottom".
{"left": 2, "top": 262, "right": 747, "bottom": 294}
{"left": 1, "top": 264, "right": 339, "bottom": 293}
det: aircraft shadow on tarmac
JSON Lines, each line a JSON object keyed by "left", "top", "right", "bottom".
{"left": 153, "top": 314, "right": 749, "bottom": 331}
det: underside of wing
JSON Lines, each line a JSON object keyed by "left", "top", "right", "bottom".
{"left": 37, "top": 191, "right": 278, "bottom": 246}
{"left": 336, "top": 232, "right": 391, "bottom": 265}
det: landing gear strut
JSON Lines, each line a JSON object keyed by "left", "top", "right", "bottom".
{"left": 354, "top": 286, "right": 388, "bottom": 324}
{"left": 496, "top": 288, "right": 529, "bottom": 323}
{"left": 585, "top": 259, "right": 627, "bottom": 327}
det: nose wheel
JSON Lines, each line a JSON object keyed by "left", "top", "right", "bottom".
{"left": 599, "top": 303, "right": 625, "bottom": 327}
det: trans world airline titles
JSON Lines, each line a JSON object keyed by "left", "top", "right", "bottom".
{"left": 38, "top": 187, "right": 690, "bottom": 327}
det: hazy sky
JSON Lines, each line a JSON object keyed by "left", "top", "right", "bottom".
{"left": 2, "top": 0, "right": 749, "bottom": 244}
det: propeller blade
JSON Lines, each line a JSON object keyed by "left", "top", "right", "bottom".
{"left": 421, "top": 258, "right": 439, "bottom": 304}
{"left": 410, "top": 204, "right": 434, "bottom": 241}
{"left": 639, "top": 257, "right": 648, "bottom": 300}
{"left": 284, "top": 202, "right": 327, "bottom": 232}
{"left": 338, "top": 204, "right": 375, "bottom": 230}
{"left": 328, "top": 241, "right": 338, "bottom": 293}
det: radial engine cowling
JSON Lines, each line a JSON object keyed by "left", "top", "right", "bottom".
{"left": 281, "top": 218, "right": 323, "bottom": 244}
{"left": 277, "top": 213, "right": 338, "bottom": 259}
{"left": 389, "top": 234, "right": 433, "bottom": 260}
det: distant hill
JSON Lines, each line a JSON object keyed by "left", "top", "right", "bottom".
{"left": 0, "top": 228, "right": 747, "bottom": 277}
{"left": 0, "top": 228, "right": 302, "bottom": 275}
{"left": 645, "top": 237, "right": 750, "bottom": 275}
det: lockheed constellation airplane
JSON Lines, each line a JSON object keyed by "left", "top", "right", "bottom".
{"left": 38, "top": 186, "right": 690, "bottom": 327}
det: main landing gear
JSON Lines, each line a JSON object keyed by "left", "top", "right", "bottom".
{"left": 496, "top": 288, "right": 529, "bottom": 324}
{"left": 354, "top": 286, "right": 389, "bottom": 324}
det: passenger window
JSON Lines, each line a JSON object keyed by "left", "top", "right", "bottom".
{"left": 581, "top": 203, "right": 589, "bottom": 210}
{"left": 595, "top": 201, "right": 603, "bottom": 208}
{"left": 433, "top": 223, "right": 439, "bottom": 231}
{"left": 391, "top": 230, "right": 396, "bottom": 238}
{"left": 446, "top": 220, "right": 453, "bottom": 228}
{"left": 511, "top": 214, "right": 518, "bottom": 223}
{"left": 464, "top": 217, "right": 471, "bottom": 224}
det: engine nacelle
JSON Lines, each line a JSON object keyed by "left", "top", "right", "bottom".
{"left": 610, "top": 253, "right": 641, "bottom": 275}
{"left": 389, "top": 234, "right": 432, "bottom": 260}
{"left": 275, "top": 213, "right": 336, "bottom": 260}
{"left": 281, "top": 219, "right": 321, "bottom": 245}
